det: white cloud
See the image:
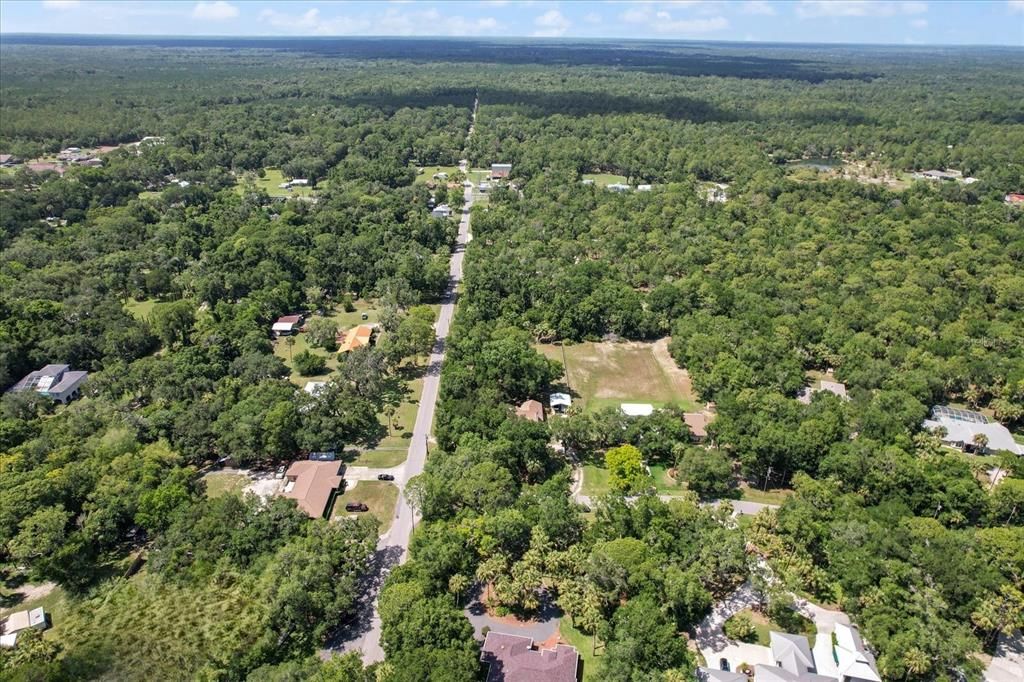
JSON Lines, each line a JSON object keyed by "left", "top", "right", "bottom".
{"left": 533, "top": 9, "right": 570, "bottom": 37}
{"left": 796, "top": 1, "right": 927, "bottom": 18}
{"left": 1009, "top": 0, "right": 1024, "bottom": 13}
{"left": 41, "top": 0, "right": 80, "bottom": 8}
{"left": 192, "top": 1, "right": 239, "bottom": 21}
{"left": 741, "top": 1, "right": 776, "bottom": 15}
{"left": 911, "top": 18, "right": 928, "bottom": 28}
{"left": 655, "top": 15, "right": 729, "bottom": 34}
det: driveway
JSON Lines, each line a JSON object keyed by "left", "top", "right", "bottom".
{"left": 694, "top": 582, "right": 770, "bottom": 672}
{"left": 986, "top": 631, "right": 1024, "bottom": 682}
{"left": 464, "top": 587, "right": 562, "bottom": 642}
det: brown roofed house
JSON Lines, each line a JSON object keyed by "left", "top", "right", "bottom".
{"left": 480, "top": 632, "right": 579, "bottom": 682}
{"left": 515, "top": 399, "right": 545, "bottom": 422}
{"left": 683, "top": 403, "right": 717, "bottom": 442}
{"left": 338, "top": 324, "right": 375, "bottom": 354}
{"left": 272, "top": 314, "right": 304, "bottom": 336}
{"left": 282, "top": 460, "right": 343, "bottom": 518}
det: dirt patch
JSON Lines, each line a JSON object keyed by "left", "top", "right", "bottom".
{"left": 0, "top": 581, "right": 55, "bottom": 616}
{"left": 245, "top": 476, "right": 283, "bottom": 500}
{"left": 651, "top": 337, "right": 695, "bottom": 401}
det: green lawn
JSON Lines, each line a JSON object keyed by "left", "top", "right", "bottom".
{"left": 581, "top": 463, "right": 611, "bottom": 498}
{"left": 235, "top": 168, "right": 314, "bottom": 198}
{"left": 535, "top": 340, "right": 698, "bottom": 413}
{"left": 740, "top": 485, "right": 794, "bottom": 506}
{"left": 559, "top": 619, "right": 603, "bottom": 681}
{"left": 649, "top": 464, "right": 684, "bottom": 494}
{"left": 125, "top": 297, "right": 157, "bottom": 321}
{"left": 347, "top": 449, "right": 409, "bottom": 468}
{"left": 726, "top": 608, "right": 816, "bottom": 648}
{"left": 414, "top": 165, "right": 460, "bottom": 184}
{"left": 583, "top": 173, "right": 628, "bottom": 187}
{"left": 202, "top": 472, "right": 249, "bottom": 498}
{"left": 331, "top": 481, "right": 399, "bottom": 535}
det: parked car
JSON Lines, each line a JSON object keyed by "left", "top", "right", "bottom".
{"left": 275, "top": 465, "right": 286, "bottom": 479}
{"left": 377, "top": 473, "right": 395, "bottom": 481}
{"left": 345, "top": 502, "right": 369, "bottom": 512}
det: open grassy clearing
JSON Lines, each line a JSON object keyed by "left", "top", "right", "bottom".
{"left": 414, "top": 165, "right": 460, "bottom": 184}
{"left": 535, "top": 340, "right": 698, "bottom": 413}
{"left": 559, "top": 619, "right": 603, "bottom": 680}
{"left": 581, "top": 463, "right": 611, "bottom": 499}
{"left": 740, "top": 485, "right": 794, "bottom": 506}
{"left": 649, "top": 464, "right": 684, "bottom": 494}
{"left": 202, "top": 472, "right": 250, "bottom": 498}
{"left": 331, "top": 480, "right": 399, "bottom": 535}
{"left": 235, "top": 167, "right": 314, "bottom": 198}
{"left": 582, "top": 172, "right": 628, "bottom": 187}
{"left": 272, "top": 299, "right": 380, "bottom": 385}
{"left": 124, "top": 297, "right": 157, "bottom": 321}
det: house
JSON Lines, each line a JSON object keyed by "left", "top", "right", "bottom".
{"left": 432, "top": 172, "right": 449, "bottom": 180}
{"left": 79, "top": 157, "right": 103, "bottom": 167}
{"left": 479, "top": 181, "right": 491, "bottom": 192}
{"left": 754, "top": 625, "right": 880, "bottom": 682}
{"left": 480, "top": 631, "right": 579, "bottom": 682}
{"left": 272, "top": 314, "right": 304, "bottom": 336}
{"left": 515, "top": 399, "right": 545, "bottom": 422}
{"left": 797, "top": 377, "right": 848, "bottom": 405}
{"left": 303, "top": 381, "right": 327, "bottom": 397}
{"left": 621, "top": 403, "right": 654, "bottom": 417}
{"left": 550, "top": 393, "right": 572, "bottom": 415}
{"left": 923, "top": 405, "right": 1023, "bottom": 455}
{"left": 683, "top": 404, "right": 717, "bottom": 442}
{"left": 0, "top": 607, "right": 47, "bottom": 648}
{"left": 282, "top": 460, "right": 344, "bottom": 518}
{"left": 606, "top": 183, "right": 631, "bottom": 192}
{"left": 581, "top": 178, "right": 595, "bottom": 185}
{"left": 491, "top": 163, "right": 512, "bottom": 179}
{"left": 636, "top": 184, "right": 653, "bottom": 192}
{"left": 290, "top": 179, "right": 309, "bottom": 186}
{"left": 1005, "top": 193, "right": 1024, "bottom": 205}
{"left": 432, "top": 204, "right": 453, "bottom": 218}
{"left": 8, "top": 364, "right": 88, "bottom": 404}
{"left": 914, "top": 169, "right": 961, "bottom": 182}
{"left": 338, "top": 324, "right": 375, "bottom": 354}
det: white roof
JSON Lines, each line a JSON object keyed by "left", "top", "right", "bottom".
{"left": 833, "top": 624, "right": 881, "bottom": 682}
{"left": 272, "top": 321, "right": 296, "bottom": 332}
{"left": 303, "top": 381, "right": 327, "bottom": 396}
{"left": 550, "top": 393, "right": 571, "bottom": 407}
{"left": 620, "top": 403, "right": 654, "bottom": 417}
{"left": 770, "top": 631, "right": 815, "bottom": 675}
{"left": 924, "top": 417, "right": 1023, "bottom": 454}
{"left": 637, "top": 184, "right": 652, "bottom": 191}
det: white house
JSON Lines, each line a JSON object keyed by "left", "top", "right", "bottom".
{"left": 606, "top": 183, "right": 631, "bottom": 193}
{"left": 753, "top": 624, "right": 880, "bottom": 682}
{"left": 432, "top": 204, "right": 453, "bottom": 218}
{"left": 636, "top": 184, "right": 653, "bottom": 192}
{"left": 303, "top": 381, "right": 327, "bottom": 397}
{"left": 923, "top": 405, "right": 1023, "bottom": 455}
{"left": 8, "top": 364, "right": 88, "bottom": 404}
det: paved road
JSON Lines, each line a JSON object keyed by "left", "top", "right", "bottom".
{"left": 331, "top": 121, "right": 477, "bottom": 665}
{"left": 986, "top": 631, "right": 1024, "bottom": 682}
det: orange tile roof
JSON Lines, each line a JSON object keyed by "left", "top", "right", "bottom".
{"left": 338, "top": 325, "right": 374, "bottom": 353}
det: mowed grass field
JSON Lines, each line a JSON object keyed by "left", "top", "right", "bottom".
{"left": 235, "top": 168, "right": 314, "bottom": 198}
{"left": 582, "top": 173, "right": 628, "bottom": 187}
{"left": 331, "top": 480, "right": 399, "bottom": 535}
{"left": 414, "top": 165, "right": 460, "bottom": 184}
{"left": 202, "top": 472, "right": 250, "bottom": 498}
{"left": 535, "top": 339, "right": 698, "bottom": 413}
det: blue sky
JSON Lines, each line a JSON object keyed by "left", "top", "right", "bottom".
{"left": 1, "top": 1, "right": 1021, "bottom": 46}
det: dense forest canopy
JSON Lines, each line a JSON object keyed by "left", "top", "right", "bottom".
{"left": 1, "top": 38, "right": 1023, "bottom": 682}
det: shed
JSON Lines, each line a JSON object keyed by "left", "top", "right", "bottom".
{"left": 549, "top": 393, "right": 572, "bottom": 414}
{"left": 273, "top": 314, "right": 304, "bottom": 336}
{"left": 620, "top": 403, "right": 654, "bottom": 417}
{"left": 491, "top": 163, "right": 512, "bottom": 179}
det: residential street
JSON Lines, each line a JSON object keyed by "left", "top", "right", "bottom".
{"left": 329, "top": 112, "right": 477, "bottom": 665}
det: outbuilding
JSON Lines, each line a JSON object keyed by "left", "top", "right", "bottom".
{"left": 272, "top": 314, "right": 304, "bottom": 336}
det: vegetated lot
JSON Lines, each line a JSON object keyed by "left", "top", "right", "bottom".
{"left": 581, "top": 462, "right": 611, "bottom": 498}
{"left": 724, "top": 608, "right": 816, "bottom": 648}
{"left": 414, "top": 165, "right": 460, "bottom": 184}
{"left": 273, "top": 299, "right": 380, "bottom": 384}
{"left": 649, "top": 464, "right": 684, "bottom": 494}
{"left": 559, "top": 619, "right": 603, "bottom": 680}
{"left": 740, "top": 484, "right": 794, "bottom": 506}
{"left": 235, "top": 167, "right": 314, "bottom": 197}
{"left": 536, "top": 340, "right": 698, "bottom": 412}
{"left": 582, "top": 172, "right": 628, "bottom": 187}
{"left": 202, "top": 472, "right": 250, "bottom": 498}
{"left": 124, "top": 297, "right": 157, "bottom": 321}
{"left": 332, "top": 480, "right": 399, "bottom": 535}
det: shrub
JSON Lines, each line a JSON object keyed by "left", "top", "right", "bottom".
{"left": 293, "top": 350, "right": 327, "bottom": 377}
{"left": 724, "top": 611, "right": 757, "bottom": 643}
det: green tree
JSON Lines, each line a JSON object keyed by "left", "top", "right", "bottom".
{"left": 605, "top": 444, "right": 650, "bottom": 494}
{"left": 293, "top": 349, "right": 327, "bottom": 377}
{"left": 150, "top": 299, "right": 196, "bottom": 347}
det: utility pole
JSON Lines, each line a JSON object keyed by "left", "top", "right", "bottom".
{"left": 763, "top": 466, "right": 773, "bottom": 493}
{"left": 933, "top": 502, "right": 943, "bottom": 519}
{"left": 1006, "top": 503, "right": 1018, "bottom": 527}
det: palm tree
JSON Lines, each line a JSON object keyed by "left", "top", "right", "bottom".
{"left": 448, "top": 574, "right": 470, "bottom": 608}
{"left": 973, "top": 432, "right": 989, "bottom": 453}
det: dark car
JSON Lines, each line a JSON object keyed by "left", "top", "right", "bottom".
{"left": 345, "top": 502, "right": 369, "bottom": 512}
{"left": 377, "top": 473, "right": 395, "bottom": 481}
